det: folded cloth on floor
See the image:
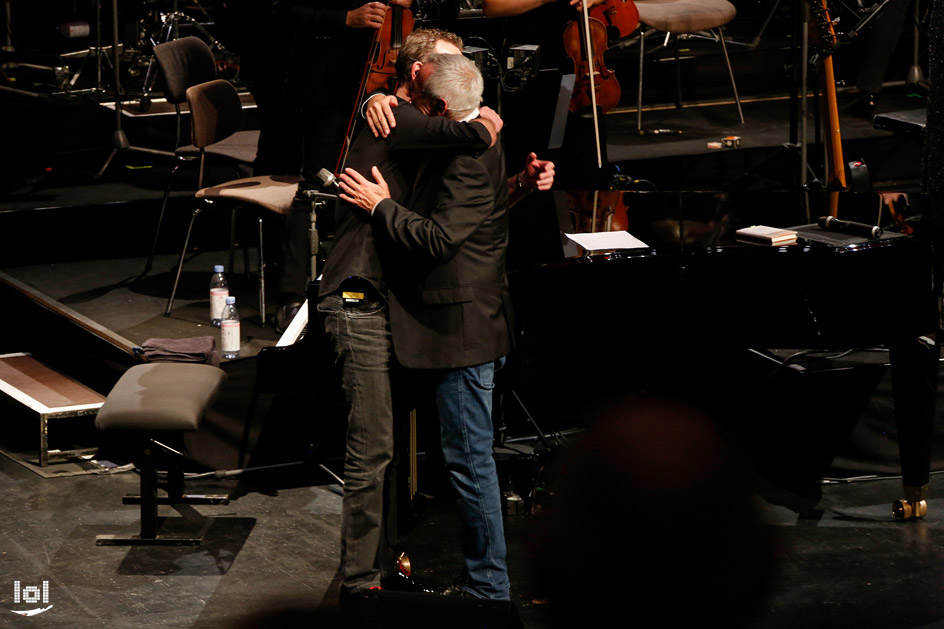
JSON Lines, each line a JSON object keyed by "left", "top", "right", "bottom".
{"left": 140, "top": 337, "right": 221, "bottom": 367}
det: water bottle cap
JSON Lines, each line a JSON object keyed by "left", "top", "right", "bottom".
{"left": 214, "top": 265, "right": 225, "bottom": 272}
{"left": 225, "top": 296, "right": 235, "bottom": 304}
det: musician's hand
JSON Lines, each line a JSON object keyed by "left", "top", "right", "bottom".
{"left": 569, "top": 0, "right": 606, "bottom": 9}
{"left": 389, "top": 0, "right": 412, "bottom": 7}
{"left": 347, "top": 2, "right": 387, "bottom": 28}
{"left": 521, "top": 152, "right": 555, "bottom": 191}
{"left": 366, "top": 94, "right": 399, "bottom": 138}
{"left": 478, "top": 106, "right": 503, "bottom": 135}
{"left": 340, "top": 166, "right": 390, "bottom": 213}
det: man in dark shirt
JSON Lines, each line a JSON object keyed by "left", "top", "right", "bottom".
{"left": 317, "top": 29, "right": 500, "bottom": 599}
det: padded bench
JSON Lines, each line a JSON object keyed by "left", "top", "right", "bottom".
{"left": 0, "top": 352, "right": 105, "bottom": 467}
{"left": 94, "top": 362, "right": 229, "bottom": 546}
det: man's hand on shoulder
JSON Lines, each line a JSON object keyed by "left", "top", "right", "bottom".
{"left": 346, "top": 2, "right": 387, "bottom": 28}
{"left": 366, "top": 94, "right": 399, "bottom": 138}
{"left": 339, "top": 166, "right": 391, "bottom": 214}
{"left": 476, "top": 106, "right": 503, "bottom": 147}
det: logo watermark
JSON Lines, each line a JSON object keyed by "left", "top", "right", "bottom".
{"left": 10, "top": 580, "right": 53, "bottom": 616}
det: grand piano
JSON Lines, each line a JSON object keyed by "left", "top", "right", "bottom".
{"left": 260, "top": 189, "right": 939, "bottom": 519}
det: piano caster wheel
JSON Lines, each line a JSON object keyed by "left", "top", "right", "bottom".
{"left": 893, "top": 485, "right": 930, "bottom": 520}
{"left": 893, "top": 499, "right": 928, "bottom": 520}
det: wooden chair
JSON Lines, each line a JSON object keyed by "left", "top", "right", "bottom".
{"left": 145, "top": 37, "right": 260, "bottom": 275}
{"left": 164, "top": 79, "right": 299, "bottom": 324}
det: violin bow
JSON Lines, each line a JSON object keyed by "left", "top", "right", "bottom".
{"left": 581, "top": 0, "right": 604, "bottom": 170}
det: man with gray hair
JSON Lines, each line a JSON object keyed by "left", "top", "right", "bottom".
{"left": 340, "top": 52, "right": 514, "bottom": 601}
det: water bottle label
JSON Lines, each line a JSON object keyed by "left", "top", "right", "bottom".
{"left": 221, "top": 320, "right": 240, "bottom": 354}
{"left": 210, "top": 288, "right": 229, "bottom": 321}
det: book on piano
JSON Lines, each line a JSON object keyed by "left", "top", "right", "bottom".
{"left": 735, "top": 225, "right": 798, "bottom": 246}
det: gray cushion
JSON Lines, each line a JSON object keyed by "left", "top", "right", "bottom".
{"left": 176, "top": 130, "right": 261, "bottom": 165}
{"left": 95, "top": 363, "right": 226, "bottom": 432}
{"left": 635, "top": 0, "right": 736, "bottom": 32}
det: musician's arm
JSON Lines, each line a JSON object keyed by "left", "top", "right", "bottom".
{"left": 481, "top": 0, "right": 555, "bottom": 18}
{"left": 482, "top": 0, "right": 604, "bottom": 16}
{"left": 279, "top": 1, "right": 364, "bottom": 30}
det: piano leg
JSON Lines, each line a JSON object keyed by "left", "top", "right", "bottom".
{"left": 889, "top": 336, "right": 940, "bottom": 520}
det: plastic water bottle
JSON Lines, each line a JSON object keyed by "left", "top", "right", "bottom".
{"left": 209, "top": 265, "right": 228, "bottom": 326}
{"left": 220, "top": 296, "right": 240, "bottom": 359}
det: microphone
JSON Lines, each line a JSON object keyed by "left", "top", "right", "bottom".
{"left": 818, "top": 216, "right": 883, "bottom": 239}
{"left": 316, "top": 168, "right": 339, "bottom": 193}
{"left": 302, "top": 168, "right": 340, "bottom": 202}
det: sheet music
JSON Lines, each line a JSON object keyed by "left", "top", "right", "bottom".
{"left": 565, "top": 231, "right": 649, "bottom": 251}
{"left": 276, "top": 300, "right": 309, "bottom": 347}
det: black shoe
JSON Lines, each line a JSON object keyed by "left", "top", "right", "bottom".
{"left": 338, "top": 586, "right": 383, "bottom": 609}
{"left": 274, "top": 300, "right": 304, "bottom": 334}
{"left": 440, "top": 583, "right": 477, "bottom": 598}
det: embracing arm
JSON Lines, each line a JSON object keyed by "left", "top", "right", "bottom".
{"left": 339, "top": 159, "right": 494, "bottom": 264}
{"left": 374, "top": 156, "right": 494, "bottom": 263}
{"left": 388, "top": 105, "right": 498, "bottom": 153}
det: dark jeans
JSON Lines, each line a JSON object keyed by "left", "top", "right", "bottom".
{"left": 317, "top": 293, "right": 394, "bottom": 593}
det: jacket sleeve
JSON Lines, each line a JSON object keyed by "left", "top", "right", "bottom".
{"left": 373, "top": 155, "right": 493, "bottom": 263}
{"left": 275, "top": 0, "right": 360, "bottom": 32}
{"left": 389, "top": 106, "right": 491, "bottom": 155}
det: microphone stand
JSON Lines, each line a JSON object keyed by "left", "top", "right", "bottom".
{"left": 725, "top": 0, "right": 813, "bottom": 191}
{"left": 96, "top": 0, "right": 174, "bottom": 179}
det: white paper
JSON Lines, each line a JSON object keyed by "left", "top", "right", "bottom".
{"left": 565, "top": 231, "right": 649, "bottom": 251}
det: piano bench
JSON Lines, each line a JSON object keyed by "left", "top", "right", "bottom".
{"left": 0, "top": 352, "right": 105, "bottom": 467}
{"left": 94, "top": 363, "right": 229, "bottom": 546}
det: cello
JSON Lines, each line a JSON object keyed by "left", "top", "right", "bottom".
{"left": 337, "top": 1, "right": 414, "bottom": 172}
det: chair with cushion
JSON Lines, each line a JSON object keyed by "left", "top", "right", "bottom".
{"left": 634, "top": 0, "right": 744, "bottom": 132}
{"left": 163, "top": 78, "right": 300, "bottom": 323}
{"left": 144, "top": 37, "right": 260, "bottom": 275}
{"left": 94, "top": 362, "right": 228, "bottom": 546}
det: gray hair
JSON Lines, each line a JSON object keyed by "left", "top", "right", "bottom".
{"left": 422, "top": 52, "right": 483, "bottom": 120}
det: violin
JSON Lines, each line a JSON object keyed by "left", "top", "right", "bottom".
{"left": 564, "top": 15, "right": 621, "bottom": 115}
{"left": 590, "top": 0, "right": 639, "bottom": 39}
{"left": 567, "top": 190, "right": 630, "bottom": 233}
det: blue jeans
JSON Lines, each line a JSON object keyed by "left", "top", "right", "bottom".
{"left": 435, "top": 358, "right": 510, "bottom": 600}
{"left": 317, "top": 293, "right": 394, "bottom": 593}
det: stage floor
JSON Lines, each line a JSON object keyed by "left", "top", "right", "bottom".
{"left": 2, "top": 451, "right": 943, "bottom": 627}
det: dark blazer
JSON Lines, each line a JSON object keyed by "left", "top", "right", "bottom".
{"left": 372, "top": 141, "right": 512, "bottom": 370}
{"left": 319, "top": 101, "right": 491, "bottom": 298}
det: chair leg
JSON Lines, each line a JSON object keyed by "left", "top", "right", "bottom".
{"left": 165, "top": 205, "right": 204, "bottom": 316}
{"left": 637, "top": 28, "right": 646, "bottom": 133}
{"left": 258, "top": 216, "right": 266, "bottom": 327}
{"left": 139, "top": 445, "right": 159, "bottom": 539}
{"left": 145, "top": 159, "right": 183, "bottom": 276}
{"left": 716, "top": 27, "right": 745, "bottom": 124}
